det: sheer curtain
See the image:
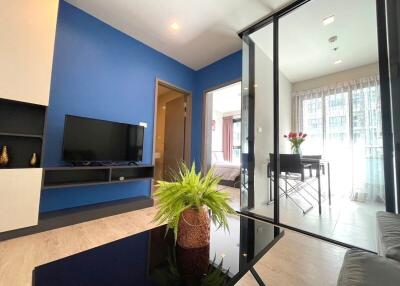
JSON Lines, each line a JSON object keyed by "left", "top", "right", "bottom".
{"left": 293, "top": 75, "right": 385, "bottom": 202}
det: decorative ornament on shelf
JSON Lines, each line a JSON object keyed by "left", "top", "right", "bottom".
{"left": 0, "top": 145, "right": 10, "bottom": 167}
{"left": 153, "top": 162, "right": 235, "bottom": 249}
{"left": 29, "top": 152, "right": 39, "bottom": 167}
{"left": 284, "top": 132, "right": 307, "bottom": 155}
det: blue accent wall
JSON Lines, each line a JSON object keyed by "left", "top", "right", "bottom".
{"left": 191, "top": 51, "right": 242, "bottom": 168}
{"left": 41, "top": 1, "right": 195, "bottom": 212}
{"left": 41, "top": 1, "right": 242, "bottom": 212}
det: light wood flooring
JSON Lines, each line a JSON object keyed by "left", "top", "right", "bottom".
{"left": 0, "top": 190, "right": 347, "bottom": 286}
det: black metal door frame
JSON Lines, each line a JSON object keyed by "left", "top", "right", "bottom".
{"left": 239, "top": 0, "right": 397, "bottom": 248}
{"left": 385, "top": 0, "right": 400, "bottom": 212}
{"left": 376, "top": 0, "right": 397, "bottom": 213}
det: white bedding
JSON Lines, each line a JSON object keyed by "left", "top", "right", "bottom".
{"left": 212, "top": 161, "right": 240, "bottom": 181}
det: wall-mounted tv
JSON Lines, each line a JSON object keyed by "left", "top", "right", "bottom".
{"left": 62, "top": 115, "right": 144, "bottom": 164}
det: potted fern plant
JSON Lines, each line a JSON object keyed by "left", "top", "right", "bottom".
{"left": 153, "top": 163, "right": 235, "bottom": 249}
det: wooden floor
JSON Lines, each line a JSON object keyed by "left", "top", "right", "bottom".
{"left": 0, "top": 202, "right": 346, "bottom": 286}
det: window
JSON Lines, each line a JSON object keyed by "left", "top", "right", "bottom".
{"left": 353, "top": 113, "right": 365, "bottom": 129}
{"left": 232, "top": 119, "right": 241, "bottom": 164}
{"left": 327, "top": 93, "right": 346, "bottom": 109}
{"left": 328, "top": 116, "right": 346, "bottom": 128}
{"left": 352, "top": 92, "right": 365, "bottom": 112}
{"left": 301, "top": 97, "right": 323, "bottom": 154}
{"left": 298, "top": 78, "right": 384, "bottom": 202}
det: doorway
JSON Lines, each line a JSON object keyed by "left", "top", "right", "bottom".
{"left": 153, "top": 80, "right": 191, "bottom": 182}
{"left": 202, "top": 80, "right": 242, "bottom": 209}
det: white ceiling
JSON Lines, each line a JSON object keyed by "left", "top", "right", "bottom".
{"left": 65, "top": 0, "right": 292, "bottom": 70}
{"left": 211, "top": 81, "right": 241, "bottom": 113}
{"left": 250, "top": 0, "right": 379, "bottom": 82}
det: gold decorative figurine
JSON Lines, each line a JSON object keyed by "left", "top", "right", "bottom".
{"left": 0, "top": 145, "right": 10, "bottom": 167}
{"left": 29, "top": 152, "right": 39, "bottom": 167}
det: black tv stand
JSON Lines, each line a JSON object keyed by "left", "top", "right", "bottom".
{"left": 43, "top": 164, "right": 154, "bottom": 190}
{"left": 70, "top": 161, "right": 140, "bottom": 167}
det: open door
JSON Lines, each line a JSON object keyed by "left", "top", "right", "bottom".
{"left": 153, "top": 81, "right": 191, "bottom": 184}
{"left": 163, "top": 96, "right": 186, "bottom": 181}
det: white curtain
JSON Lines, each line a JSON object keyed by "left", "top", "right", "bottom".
{"left": 203, "top": 92, "right": 213, "bottom": 172}
{"left": 293, "top": 75, "right": 385, "bottom": 202}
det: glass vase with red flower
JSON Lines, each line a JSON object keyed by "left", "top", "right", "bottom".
{"left": 283, "top": 132, "right": 307, "bottom": 156}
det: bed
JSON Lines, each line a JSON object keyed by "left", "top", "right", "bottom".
{"left": 211, "top": 151, "right": 241, "bottom": 188}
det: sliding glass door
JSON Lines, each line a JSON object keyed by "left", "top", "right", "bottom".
{"left": 241, "top": 22, "right": 275, "bottom": 219}
{"left": 240, "top": 0, "right": 395, "bottom": 251}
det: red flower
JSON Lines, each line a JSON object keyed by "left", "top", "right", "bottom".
{"left": 285, "top": 132, "right": 308, "bottom": 140}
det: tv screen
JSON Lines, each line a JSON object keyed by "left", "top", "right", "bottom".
{"left": 63, "top": 115, "right": 144, "bottom": 163}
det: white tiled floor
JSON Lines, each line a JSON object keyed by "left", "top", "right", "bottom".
{"left": 253, "top": 195, "right": 383, "bottom": 251}
{"left": 219, "top": 184, "right": 385, "bottom": 251}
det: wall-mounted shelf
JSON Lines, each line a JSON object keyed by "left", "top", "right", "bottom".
{"left": 0, "top": 98, "right": 46, "bottom": 169}
{"left": 0, "top": 132, "right": 43, "bottom": 139}
{"left": 43, "top": 165, "right": 154, "bottom": 190}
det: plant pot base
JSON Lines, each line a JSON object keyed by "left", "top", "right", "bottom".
{"left": 177, "top": 208, "right": 210, "bottom": 249}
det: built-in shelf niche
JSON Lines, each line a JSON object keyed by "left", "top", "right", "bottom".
{"left": 111, "top": 166, "right": 154, "bottom": 181}
{"left": 43, "top": 165, "right": 154, "bottom": 190}
{"left": 0, "top": 98, "right": 46, "bottom": 169}
{"left": 44, "top": 168, "right": 110, "bottom": 189}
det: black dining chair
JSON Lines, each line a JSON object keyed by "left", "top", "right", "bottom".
{"left": 301, "top": 154, "right": 331, "bottom": 209}
{"left": 302, "top": 155, "right": 324, "bottom": 176}
{"left": 267, "top": 154, "right": 314, "bottom": 214}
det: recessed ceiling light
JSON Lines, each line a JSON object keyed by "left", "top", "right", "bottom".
{"left": 334, "top": 59, "right": 342, "bottom": 65}
{"left": 170, "top": 22, "right": 180, "bottom": 30}
{"left": 323, "top": 15, "right": 335, "bottom": 26}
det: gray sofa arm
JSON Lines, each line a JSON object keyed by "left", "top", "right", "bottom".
{"left": 376, "top": 211, "right": 400, "bottom": 262}
{"left": 337, "top": 249, "right": 400, "bottom": 286}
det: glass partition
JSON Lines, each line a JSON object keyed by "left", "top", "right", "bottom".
{"left": 241, "top": 22, "right": 275, "bottom": 220}
{"left": 241, "top": 0, "right": 388, "bottom": 251}
{"left": 278, "top": 0, "right": 384, "bottom": 251}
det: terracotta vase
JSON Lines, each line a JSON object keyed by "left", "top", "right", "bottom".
{"left": 0, "top": 146, "right": 10, "bottom": 167}
{"left": 177, "top": 207, "right": 210, "bottom": 249}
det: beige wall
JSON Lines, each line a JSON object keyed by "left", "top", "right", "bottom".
{"left": 254, "top": 45, "right": 292, "bottom": 206}
{"left": 0, "top": 0, "right": 59, "bottom": 106}
{"left": 155, "top": 89, "right": 184, "bottom": 180}
{"left": 292, "top": 63, "right": 379, "bottom": 92}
